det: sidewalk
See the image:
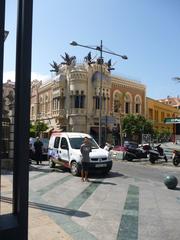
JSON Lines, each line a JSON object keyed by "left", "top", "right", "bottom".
{"left": 1, "top": 163, "right": 180, "bottom": 240}
{"left": 1, "top": 175, "right": 72, "bottom": 240}
{"left": 28, "top": 206, "right": 72, "bottom": 240}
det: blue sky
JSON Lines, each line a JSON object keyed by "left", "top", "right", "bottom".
{"left": 3, "top": 0, "right": 180, "bottom": 99}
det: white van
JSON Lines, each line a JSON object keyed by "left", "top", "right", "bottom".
{"left": 48, "top": 131, "right": 113, "bottom": 176}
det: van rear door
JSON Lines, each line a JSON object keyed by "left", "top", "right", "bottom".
{"left": 50, "top": 136, "right": 60, "bottom": 164}
{"left": 58, "top": 137, "right": 69, "bottom": 167}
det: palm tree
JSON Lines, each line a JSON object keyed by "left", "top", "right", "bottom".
{"left": 172, "top": 77, "right": 180, "bottom": 83}
{"left": 50, "top": 61, "right": 59, "bottom": 74}
{"left": 105, "top": 59, "right": 115, "bottom": 72}
{"left": 60, "top": 52, "right": 76, "bottom": 65}
{"left": 84, "top": 52, "right": 96, "bottom": 65}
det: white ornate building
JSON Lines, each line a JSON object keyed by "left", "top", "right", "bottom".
{"left": 30, "top": 62, "right": 146, "bottom": 144}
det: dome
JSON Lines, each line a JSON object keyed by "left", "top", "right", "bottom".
{"left": 92, "top": 71, "right": 109, "bottom": 82}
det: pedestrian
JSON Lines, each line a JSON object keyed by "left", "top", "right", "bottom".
{"left": 80, "top": 137, "right": 92, "bottom": 182}
{"left": 34, "top": 136, "right": 43, "bottom": 165}
{"left": 29, "top": 139, "right": 34, "bottom": 164}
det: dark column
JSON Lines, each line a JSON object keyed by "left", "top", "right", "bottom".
{"left": 13, "top": 0, "right": 33, "bottom": 239}
{"left": 0, "top": 0, "right": 33, "bottom": 239}
{"left": 0, "top": 0, "right": 5, "bottom": 218}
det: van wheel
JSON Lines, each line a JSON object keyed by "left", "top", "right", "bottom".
{"left": 102, "top": 170, "right": 109, "bottom": 175}
{"left": 70, "top": 161, "right": 79, "bottom": 176}
{"left": 49, "top": 158, "right": 55, "bottom": 168}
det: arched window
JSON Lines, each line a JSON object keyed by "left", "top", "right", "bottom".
{"left": 31, "top": 106, "right": 34, "bottom": 116}
{"left": 95, "top": 96, "right": 100, "bottom": 109}
{"left": 124, "top": 94, "right": 131, "bottom": 114}
{"left": 60, "top": 89, "right": 65, "bottom": 109}
{"left": 45, "top": 95, "right": 48, "bottom": 113}
{"left": 135, "top": 95, "right": 142, "bottom": 114}
{"left": 39, "top": 96, "right": 43, "bottom": 114}
{"left": 74, "top": 90, "right": 85, "bottom": 108}
{"left": 113, "top": 92, "right": 121, "bottom": 113}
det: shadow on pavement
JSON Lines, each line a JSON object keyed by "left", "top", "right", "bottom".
{"left": 89, "top": 171, "right": 126, "bottom": 178}
{"left": 108, "top": 171, "right": 129, "bottom": 178}
{"left": 29, "top": 163, "right": 69, "bottom": 174}
{"left": 0, "top": 196, "right": 90, "bottom": 218}
{"left": 90, "top": 180, "right": 116, "bottom": 185}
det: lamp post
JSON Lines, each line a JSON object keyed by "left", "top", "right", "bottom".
{"left": 119, "top": 108, "right": 123, "bottom": 146}
{"left": 70, "top": 40, "right": 127, "bottom": 146}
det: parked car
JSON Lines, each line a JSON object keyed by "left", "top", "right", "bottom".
{"left": 29, "top": 137, "right": 49, "bottom": 161}
{"left": 48, "top": 131, "right": 113, "bottom": 176}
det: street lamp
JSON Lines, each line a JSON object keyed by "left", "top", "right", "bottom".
{"left": 119, "top": 108, "right": 123, "bottom": 146}
{"left": 70, "top": 40, "right": 127, "bottom": 146}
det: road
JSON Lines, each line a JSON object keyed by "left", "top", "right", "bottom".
{"left": 111, "top": 141, "right": 180, "bottom": 183}
{"left": 2, "top": 142, "right": 180, "bottom": 239}
{"left": 113, "top": 159, "right": 180, "bottom": 182}
{"left": 26, "top": 156, "right": 180, "bottom": 240}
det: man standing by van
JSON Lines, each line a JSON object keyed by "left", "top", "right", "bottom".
{"left": 34, "top": 136, "right": 43, "bottom": 165}
{"left": 80, "top": 137, "right": 92, "bottom": 182}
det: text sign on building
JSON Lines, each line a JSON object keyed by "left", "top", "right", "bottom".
{"left": 164, "top": 118, "right": 180, "bottom": 124}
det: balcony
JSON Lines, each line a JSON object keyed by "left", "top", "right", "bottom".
{"left": 70, "top": 108, "right": 87, "bottom": 115}
{"left": 92, "top": 109, "right": 107, "bottom": 116}
{"left": 52, "top": 109, "right": 66, "bottom": 116}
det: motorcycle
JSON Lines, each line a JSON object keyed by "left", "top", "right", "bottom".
{"left": 148, "top": 144, "right": 168, "bottom": 164}
{"left": 123, "top": 145, "right": 149, "bottom": 161}
{"left": 172, "top": 150, "right": 180, "bottom": 166}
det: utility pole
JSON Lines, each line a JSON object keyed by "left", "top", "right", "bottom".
{"left": 98, "top": 40, "right": 103, "bottom": 146}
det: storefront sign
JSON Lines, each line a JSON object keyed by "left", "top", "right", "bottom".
{"left": 164, "top": 118, "right": 180, "bottom": 124}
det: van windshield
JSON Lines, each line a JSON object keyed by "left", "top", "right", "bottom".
{"left": 69, "top": 137, "right": 99, "bottom": 149}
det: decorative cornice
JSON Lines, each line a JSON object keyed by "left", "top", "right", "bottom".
{"left": 111, "top": 75, "right": 146, "bottom": 90}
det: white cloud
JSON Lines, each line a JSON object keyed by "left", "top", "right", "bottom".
{"left": 3, "top": 71, "right": 15, "bottom": 82}
{"left": 31, "top": 72, "right": 50, "bottom": 81}
{"left": 3, "top": 71, "right": 50, "bottom": 82}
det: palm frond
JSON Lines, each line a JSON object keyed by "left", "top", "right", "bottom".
{"left": 173, "top": 77, "right": 180, "bottom": 82}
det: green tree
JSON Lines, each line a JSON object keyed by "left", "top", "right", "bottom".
{"left": 30, "top": 121, "right": 48, "bottom": 137}
{"left": 122, "top": 114, "right": 154, "bottom": 143}
{"left": 153, "top": 129, "right": 171, "bottom": 143}
{"left": 29, "top": 123, "right": 36, "bottom": 137}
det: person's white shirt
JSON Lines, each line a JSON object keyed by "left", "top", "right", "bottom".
{"left": 104, "top": 143, "right": 110, "bottom": 151}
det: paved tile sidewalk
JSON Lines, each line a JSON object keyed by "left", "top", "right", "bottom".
{"left": 1, "top": 175, "right": 72, "bottom": 240}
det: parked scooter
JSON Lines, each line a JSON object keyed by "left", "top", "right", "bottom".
{"left": 172, "top": 150, "right": 180, "bottom": 166}
{"left": 104, "top": 143, "right": 114, "bottom": 152}
{"left": 149, "top": 144, "right": 168, "bottom": 164}
{"left": 124, "top": 145, "right": 149, "bottom": 161}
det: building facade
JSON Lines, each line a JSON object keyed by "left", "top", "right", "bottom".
{"left": 30, "top": 62, "right": 146, "bottom": 144}
{"left": 158, "top": 96, "right": 180, "bottom": 110}
{"left": 2, "top": 80, "right": 15, "bottom": 159}
{"left": 146, "top": 97, "right": 180, "bottom": 136}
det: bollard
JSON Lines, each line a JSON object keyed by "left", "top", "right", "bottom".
{"left": 164, "top": 175, "right": 178, "bottom": 189}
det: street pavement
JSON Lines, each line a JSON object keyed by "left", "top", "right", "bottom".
{"left": 1, "top": 142, "right": 180, "bottom": 240}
